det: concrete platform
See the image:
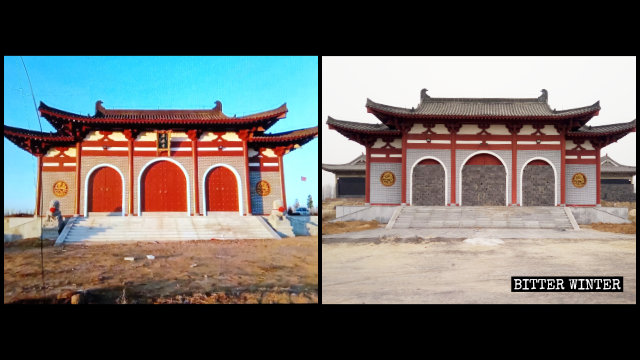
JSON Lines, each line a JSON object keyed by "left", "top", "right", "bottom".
{"left": 322, "top": 226, "right": 635, "bottom": 243}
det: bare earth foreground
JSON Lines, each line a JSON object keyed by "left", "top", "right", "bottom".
{"left": 323, "top": 237, "right": 635, "bottom": 304}
{"left": 5, "top": 237, "right": 318, "bottom": 304}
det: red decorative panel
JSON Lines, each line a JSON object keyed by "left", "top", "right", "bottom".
{"left": 418, "top": 159, "right": 440, "bottom": 165}
{"left": 206, "top": 167, "right": 239, "bottom": 212}
{"left": 141, "top": 161, "right": 187, "bottom": 212}
{"left": 465, "top": 153, "right": 502, "bottom": 165}
{"left": 88, "top": 167, "right": 122, "bottom": 212}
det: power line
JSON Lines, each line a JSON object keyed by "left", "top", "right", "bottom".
{"left": 20, "top": 56, "right": 46, "bottom": 299}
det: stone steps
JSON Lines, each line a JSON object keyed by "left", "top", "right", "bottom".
{"left": 391, "top": 206, "right": 573, "bottom": 229}
{"left": 57, "top": 215, "right": 279, "bottom": 244}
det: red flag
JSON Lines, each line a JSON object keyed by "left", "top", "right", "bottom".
{"left": 301, "top": 176, "right": 307, "bottom": 181}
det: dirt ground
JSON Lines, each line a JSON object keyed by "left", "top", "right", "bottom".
{"left": 4, "top": 237, "right": 318, "bottom": 304}
{"left": 323, "top": 237, "right": 636, "bottom": 304}
{"left": 321, "top": 198, "right": 365, "bottom": 221}
{"left": 582, "top": 223, "right": 636, "bottom": 234}
{"left": 322, "top": 220, "right": 383, "bottom": 235}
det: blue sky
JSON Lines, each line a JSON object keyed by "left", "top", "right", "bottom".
{"left": 4, "top": 56, "right": 318, "bottom": 213}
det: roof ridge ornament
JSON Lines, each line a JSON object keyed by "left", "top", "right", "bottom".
{"left": 213, "top": 100, "right": 222, "bottom": 113}
{"left": 420, "top": 88, "right": 430, "bottom": 102}
{"left": 538, "top": 89, "right": 548, "bottom": 102}
{"left": 95, "top": 100, "right": 106, "bottom": 116}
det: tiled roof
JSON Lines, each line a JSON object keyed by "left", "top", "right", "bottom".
{"left": 326, "top": 117, "right": 401, "bottom": 135}
{"left": 600, "top": 154, "right": 636, "bottom": 174}
{"left": 321, "top": 164, "right": 366, "bottom": 172}
{"left": 322, "top": 154, "right": 366, "bottom": 173}
{"left": 39, "top": 101, "right": 288, "bottom": 125}
{"left": 601, "top": 164, "right": 636, "bottom": 174}
{"left": 250, "top": 126, "right": 318, "bottom": 143}
{"left": 4, "top": 124, "right": 75, "bottom": 155}
{"left": 366, "top": 89, "right": 601, "bottom": 119}
{"left": 3, "top": 124, "right": 74, "bottom": 142}
{"left": 568, "top": 119, "right": 636, "bottom": 136}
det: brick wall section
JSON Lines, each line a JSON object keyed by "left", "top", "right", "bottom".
{"left": 370, "top": 162, "right": 402, "bottom": 204}
{"left": 516, "top": 150, "right": 561, "bottom": 205}
{"left": 249, "top": 171, "right": 282, "bottom": 214}
{"left": 412, "top": 164, "right": 445, "bottom": 205}
{"left": 134, "top": 156, "right": 194, "bottom": 215}
{"left": 41, "top": 171, "right": 76, "bottom": 216}
{"left": 461, "top": 165, "right": 506, "bottom": 206}
{"left": 601, "top": 183, "right": 636, "bottom": 202}
{"left": 406, "top": 149, "right": 451, "bottom": 205}
{"left": 79, "top": 156, "right": 129, "bottom": 216}
{"left": 457, "top": 150, "right": 511, "bottom": 205}
{"left": 566, "top": 164, "right": 596, "bottom": 205}
{"left": 522, "top": 165, "right": 554, "bottom": 206}
{"left": 197, "top": 156, "right": 247, "bottom": 215}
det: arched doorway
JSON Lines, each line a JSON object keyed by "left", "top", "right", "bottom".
{"left": 141, "top": 160, "right": 187, "bottom": 212}
{"left": 206, "top": 166, "right": 239, "bottom": 212}
{"left": 461, "top": 153, "right": 506, "bottom": 206}
{"left": 411, "top": 158, "right": 446, "bottom": 205}
{"left": 521, "top": 159, "right": 555, "bottom": 206}
{"left": 87, "top": 166, "right": 123, "bottom": 213}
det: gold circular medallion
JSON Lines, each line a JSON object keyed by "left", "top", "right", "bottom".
{"left": 380, "top": 171, "right": 396, "bottom": 187}
{"left": 572, "top": 173, "right": 587, "bottom": 188}
{"left": 256, "top": 180, "right": 271, "bottom": 196}
{"left": 53, "top": 181, "right": 69, "bottom": 197}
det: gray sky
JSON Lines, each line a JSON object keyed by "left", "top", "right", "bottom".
{"left": 322, "top": 56, "right": 636, "bottom": 189}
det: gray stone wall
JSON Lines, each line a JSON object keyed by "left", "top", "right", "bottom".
{"left": 407, "top": 149, "right": 451, "bottom": 205}
{"left": 370, "top": 162, "right": 402, "bottom": 204}
{"left": 516, "top": 150, "right": 561, "bottom": 205}
{"left": 522, "top": 165, "right": 554, "bottom": 206}
{"left": 457, "top": 150, "right": 511, "bottom": 205}
{"left": 566, "top": 164, "right": 596, "bottom": 205}
{"left": 461, "top": 165, "right": 506, "bottom": 206}
{"left": 412, "top": 164, "right": 446, "bottom": 205}
{"left": 601, "top": 183, "right": 636, "bottom": 202}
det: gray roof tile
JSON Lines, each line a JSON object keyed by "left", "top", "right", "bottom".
{"left": 569, "top": 119, "right": 636, "bottom": 135}
{"left": 326, "top": 117, "right": 401, "bottom": 134}
{"left": 366, "top": 89, "right": 600, "bottom": 118}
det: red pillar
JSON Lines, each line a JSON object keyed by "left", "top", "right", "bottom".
{"left": 129, "top": 137, "right": 134, "bottom": 215}
{"left": 450, "top": 131, "right": 456, "bottom": 206}
{"left": 511, "top": 131, "right": 517, "bottom": 205}
{"left": 596, "top": 145, "right": 601, "bottom": 205}
{"left": 124, "top": 130, "right": 136, "bottom": 215}
{"left": 243, "top": 140, "right": 252, "bottom": 216}
{"left": 278, "top": 153, "right": 287, "bottom": 211}
{"left": 365, "top": 147, "right": 371, "bottom": 205}
{"left": 188, "top": 130, "right": 200, "bottom": 215}
{"left": 35, "top": 154, "right": 43, "bottom": 216}
{"left": 560, "top": 129, "right": 566, "bottom": 205}
{"left": 75, "top": 141, "right": 81, "bottom": 216}
{"left": 401, "top": 133, "right": 407, "bottom": 205}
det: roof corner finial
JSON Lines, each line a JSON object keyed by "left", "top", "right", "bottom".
{"left": 95, "top": 100, "right": 105, "bottom": 115}
{"left": 538, "top": 89, "right": 548, "bottom": 102}
{"left": 420, "top": 88, "right": 430, "bottom": 101}
{"left": 213, "top": 100, "right": 222, "bottom": 112}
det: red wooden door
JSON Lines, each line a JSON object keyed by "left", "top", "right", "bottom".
{"left": 88, "top": 167, "right": 122, "bottom": 212}
{"left": 142, "top": 161, "right": 187, "bottom": 212}
{"left": 207, "top": 167, "right": 238, "bottom": 212}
